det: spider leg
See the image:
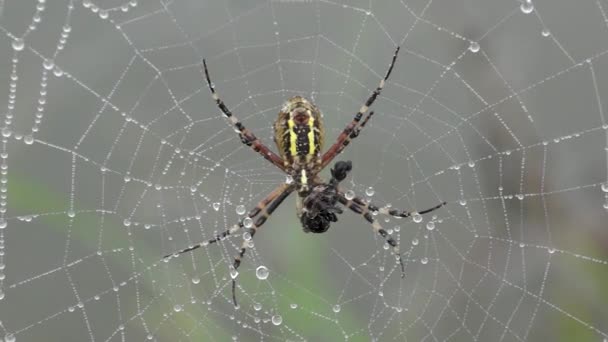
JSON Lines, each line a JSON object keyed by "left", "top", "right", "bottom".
{"left": 321, "top": 45, "right": 400, "bottom": 169}
{"left": 338, "top": 193, "right": 406, "bottom": 276}
{"left": 230, "top": 184, "right": 293, "bottom": 307}
{"left": 202, "top": 59, "right": 286, "bottom": 171}
{"left": 350, "top": 196, "right": 447, "bottom": 220}
{"left": 163, "top": 184, "right": 292, "bottom": 259}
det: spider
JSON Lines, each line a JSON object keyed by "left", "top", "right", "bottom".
{"left": 165, "top": 46, "right": 446, "bottom": 307}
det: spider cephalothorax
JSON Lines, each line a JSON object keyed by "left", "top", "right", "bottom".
{"left": 166, "top": 46, "right": 446, "bottom": 307}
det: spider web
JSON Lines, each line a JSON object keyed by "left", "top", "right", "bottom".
{"left": 0, "top": 0, "right": 607, "bottom": 340}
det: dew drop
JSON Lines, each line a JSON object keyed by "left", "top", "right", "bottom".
{"left": 411, "top": 238, "right": 419, "bottom": 246}
{"left": 43, "top": 59, "right": 54, "bottom": 70}
{"left": 67, "top": 210, "right": 76, "bottom": 218}
{"left": 421, "top": 257, "right": 428, "bottom": 265}
{"left": 243, "top": 217, "right": 253, "bottom": 228}
{"left": 192, "top": 277, "right": 200, "bottom": 284}
{"left": 212, "top": 202, "right": 220, "bottom": 211}
{"left": 5, "top": 333, "right": 16, "bottom": 342}
{"left": 123, "top": 219, "right": 131, "bottom": 227}
{"left": 365, "top": 187, "right": 375, "bottom": 196}
{"left": 459, "top": 199, "right": 467, "bottom": 206}
{"left": 230, "top": 267, "right": 239, "bottom": 279}
{"left": 520, "top": 1, "right": 534, "bottom": 14}
{"left": 541, "top": 29, "right": 551, "bottom": 37}
{"left": 255, "top": 265, "right": 269, "bottom": 280}
{"left": 344, "top": 190, "right": 355, "bottom": 200}
{"left": 0, "top": 219, "right": 6, "bottom": 229}
{"left": 12, "top": 38, "right": 24, "bottom": 51}
{"left": 190, "top": 185, "right": 197, "bottom": 192}
{"left": 147, "top": 334, "right": 153, "bottom": 340}
{"left": 236, "top": 205, "right": 246, "bottom": 215}
{"left": 602, "top": 183, "right": 608, "bottom": 192}
{"left": 290, "top": 303, "right": 298, "bottom": 309}
{"left": 412, "top": 213, "right": 422, "bottom": 223}
{"left": 99, "top": 9, "right": 109, "bottom": 19}
{"left": 0, "top": 290, "right": 4, "bottom": 300}
{"left": 548, "top": 247, "right": 556, "bottom": 254}
{"left": 24, "top": 135, "right": 34, "bottom": 145}
{"left": 332, "top": 304, "right": 341, "bottom": 313}
{"left": 426, "top": 221, "right": 435, "bottom": 231}
{"left": 2, "top": 128, "right": 12, "bottom": 138}
{"left": 173, "top": 304, "right": 182, "bottom": 312}
{"left": 469, "top": 41, "right": 480, "bottom": 53}
{"left": 253, "top": 303, "right": 262, "bottom": 311}
{"left": 271, "top": 315, "right": 282, "bottom": 325}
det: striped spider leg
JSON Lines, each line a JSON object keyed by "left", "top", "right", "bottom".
{"left": 321, "top": 46, "right": 400, "bottom": 169}
{"left": 165, "top": 183, "right": 295, "bottom": 307}
{"left": 338, "top": 192, "right": 446, "bottom": 276}
{"left": 203, "top": 59, "right": 287, "bottom": 172}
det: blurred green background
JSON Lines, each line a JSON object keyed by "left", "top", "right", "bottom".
{"left": 0, "top": 0, "right": 607, "bottom": 341}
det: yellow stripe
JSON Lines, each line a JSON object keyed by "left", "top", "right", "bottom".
{"left": 301, "top": 169, "right": 308, "bottom": 185}
{"left": 287, "top": 118, "right": 297, "bottom": 156}
{"left": 307, "top": 116, "right": 316, "bottom": 155}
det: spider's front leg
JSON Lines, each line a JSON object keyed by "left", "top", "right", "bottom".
{"left": 337, "top": 192, "right": 406, "bottom": 276}
{"left": 339, "top": 192, "right": 446, "bottom": 276}
{"left": 164, "top": 183, "right": 294, "bottom": 307}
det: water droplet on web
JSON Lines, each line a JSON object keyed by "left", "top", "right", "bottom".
{"left": 123, "top": 219, "right": 131, "bottom": 227}
{"left": 0, "top": 290, "right": 4, "bottom": 300}
{"left": 190, "top": 185, "right": 197, "bottom": 192}
{"left": 67, "top": 210, "right": 76, "bottom": 218}
{"left": 520, "top": 1, "right": 534, "bottom": 14}
{"left": 5, "top": 333, "right": 16, "bottom": 342}
{"left": 602, "top": 183, "right": 608, "bottom": 192}
{"left": 469, "top": 41, "right": 480, "bottom": 53}
{"left": 256, "top": 265, "right": 269, "bottom": 279}
{"left": 365, "top": 187, "right": 375, "bottom": 196}
{"left": 459, "top": 199, "right": 467, "bottom": 206}
{"left": 421, "top": 257, "right": 428, "bottom": 264}
{"left": 290, "top": 303, "right": 298, "bottom": 309}
{"left": 12, "top": 38, "right": 24, "bottom": 51}
{"left": 230, "top": 267, "right": 239, "bottom": 279}
{"left": 426, "top": 221, "right": 435, "bottom": 231}
{"left": 412, "top": 213, "right": 422, "bottom": 223}
{"left": 412, "top": 238, "right": 419, "bottom": 246}
{"left": 43, "top": 59, "right": 54, "bottom": 70}
{"left": 68, "top": 306, "right": 75, "bottom": 312}
{"left": 332, "top": 304, "right": 341, "bottom": 313}
{"left": 541, "top": 29, "right": 551, "bottom": 37}
{"left": 173, "top": 304, "right": 182, "bottom": 312}
{"left": 271, "top": 315, "right": 282, "bottom": 325}
{"left": 192, "top": 277, "right": 200, "bottom": 284}
{"left": 0, "top": 219, "right": 6, "bottom": 229}
{"left": 212, "top": 202, "right": 220, "bottom": 211}
{"left": 24, "top": 135, "right": 34, "bottom": 145}
{"left": 236, "top": 205, "right": 246, "bottom": 215}
{"left": 99, "top": 9, "right": 109, "bottom": 19}
{"left": 147, "top": 334, "right": 153, "bottom": 340}
{"left": 242, "top": 231, "right": 252, "bottom": 241}
{"left": 243, "top": 217, "right": 253, "bottom": 228}
{"left": 253, "top": 303, "right": 262, "bottom": 311}
{"left": 548, "top": 247, "right": 556, "bottom": 254}
{"left": 2, "top": 127, "right": 12, "bottom": 138}
{"left": 344, "top": 190, "right": 355, "bottom": 200}
{"left": 383, "top": 243, "right": 390, "bottom": 250}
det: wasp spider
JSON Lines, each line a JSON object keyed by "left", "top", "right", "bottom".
{"left": 166, "top": 46, "right": 446, "bottom": 306}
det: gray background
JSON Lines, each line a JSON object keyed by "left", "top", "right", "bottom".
{"left": 0, "top": 0, "right": 607, "bottom": 341}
